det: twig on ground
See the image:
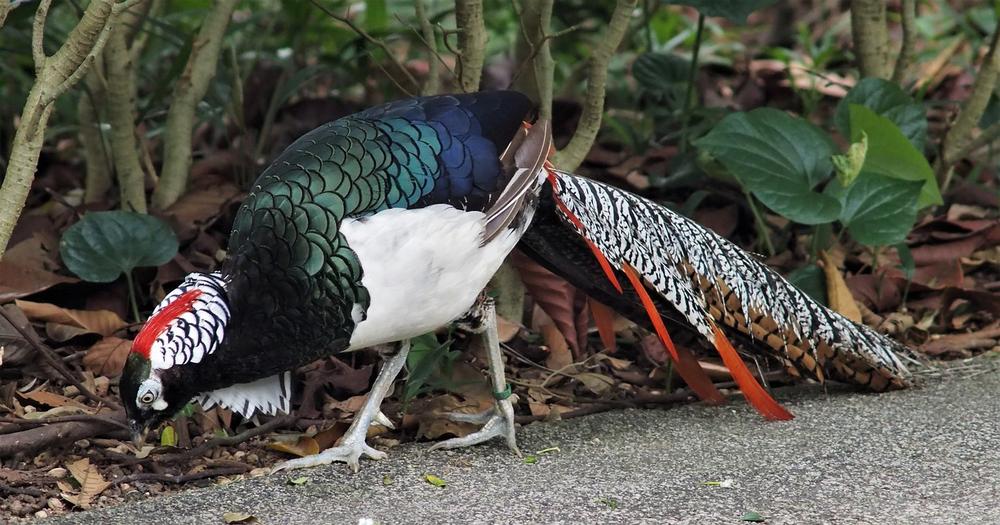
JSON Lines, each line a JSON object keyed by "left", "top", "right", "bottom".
{"left": 0, "top": 306, "right": 121, "bottom": 410}
{"left": 111, "top": 465, "right": 250, "bottom": 487}
{"left": 0, "top": 411, "right": 127, "bottom": 457}
{"left": 136, "top": 414, "right": 297, "bottom": 465}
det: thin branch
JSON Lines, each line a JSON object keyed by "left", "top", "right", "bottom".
{"left": 454, "top": 0, "right": 486, "bottom": 92}
{"left": 510, "top": 0, "right": 554, "bottom": 120}
{"left": 0, "top": 414, "right": 130, "bottom": 431}
{"left": 412, "top": 1, "right": 441, "bottom": 95}
{"left": 152, "top": 0, "right": 239, "bottom": 209}
{"left": 136, "top": 414, "right": 297, "bottom": 465}
{"left": 111, "top": 465, "right": 249, "bottom": 486}
{"left": 891, "top": 0, "right": 916, "bottom": 84}
{"left": 938, "top": 25, "right": 1000, "bottom": 180}
{"left": 0, "top": 411, "right": 126, "bottom": 457}
{"left": 552, "top": 0, "right": 636, "bottom": 171}
{"left": 0, "top": 306, "right": 120, "bottom": 410}
{"left": 32, "top": 0, "right": 53, "bottom": 74}
{"left": 949, "top": 120, "right": 1000, "bottom": 164}
{"left": 308, "top": 0, "right": 419, "bottom": 94}
{"left": 43, "top": 15, "right": 117, "bottom": 107}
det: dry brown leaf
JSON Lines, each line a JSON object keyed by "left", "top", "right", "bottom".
{"left": 268, "top": 436, "right": 321, "bottom": 457}
{"left": 83, "top": 337, "right": 133, "bottom": 377}
{"left": 15, "top": 300, "right": 126, "bottom": 337}
{"left": 0, "top": 260, "right": 77, "bottom": 303}
{"left": 512, "top": 251, "right": 589, "bottom": 355}
{"left": 496, "top": 315, "right": 522, "bottom": 343}
{"left": 222, "top": 511, "right": 259, "bottom": 524}
{"left": 540, "top": 317, "right": 573, "bottom": 371}
{"left": 820, "top": 250, "right": 862, "bottom": 323}
{"left": 920, "top": 324, "right": 1000, "bottom": 357}
{"left": 19, "top": 388, "right": 89, "bottom": 410}
{"left": 574, "top": 372, "right": 614, "bottom": 395}
{"left": 415, "top": 393, "right": 485, "bottom": 440}
{"left": 62, "top": 458, "right": 110, "bottom": 509}
{"left": 315, "top": 422, "right": 350, "bottom": 449}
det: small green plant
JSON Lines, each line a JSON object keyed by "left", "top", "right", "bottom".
{"left": 402, "top": 332, "right": 462, "bottom": 403}
{"left": 59, "top": 211, "right": 179, "bottom": 322}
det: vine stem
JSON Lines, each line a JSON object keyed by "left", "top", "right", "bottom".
{"left": 743, "top": 189, "right": 775, "bottom": 257}
{"left": 124, "top": 271, "right": 141, "bottom": 324}
{"left": 678, "top": 13, "right": 704, "bottom": 154}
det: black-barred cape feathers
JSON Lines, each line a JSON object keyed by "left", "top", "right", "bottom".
{"left": 522, "top": 169, "right": 911, "bottom": 420}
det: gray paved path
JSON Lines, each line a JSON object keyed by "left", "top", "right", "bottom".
{"left": 49, "top": 368, "right": 1000, "bottom": 524}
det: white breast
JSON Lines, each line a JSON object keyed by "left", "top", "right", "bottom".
{"left": 342, "top": 204, "right": 525, "bottom": 350}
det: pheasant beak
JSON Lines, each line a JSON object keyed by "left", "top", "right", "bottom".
{"left": 129, "top": 420, "right": 148, "bottom": 448}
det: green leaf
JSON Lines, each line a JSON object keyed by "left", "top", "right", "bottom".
{"left": 523, "top": 455, "right": 538, "bottom": 464}
{"left": 694, "top": 109, "right": 841, "bottom": 225}
{"left": 827, "top": 172, "right": 923, "bottom": 246}
{"left": 741, "top": 511, "right": 766, "bottom": 522}
{"left": 895, "top": 243, "right": 916, "bottom": 280}
{"left": 632, "top": 52, "right": 689, "bottom": 105}
{"left": 785, "top": 264, "right": 828, "bottom": 305}
{"left": 665, "top": 0, "right": 779, "bottom": 23}
{"left": 831, "top": 131, "right": 867, "bottom": 187}
{"left": 424, "top": 473, "right": 446, "bottom": 487}
{"left": 160, "top": 425, "right": 177, "bottom": 447}
{"left": 835, "top": 78, "right": 927, "bottom": 149}
{"left": 60, "top": 211, "right": 179, "bottom": 283}
{"left": 847, "top": 104, "right": 942, "bottom": 207}
{"left": 596, "top": 497, "right": 620, "bottom": 509}
{"left": 287, "top": 476, "right": 309, "bottom": 486}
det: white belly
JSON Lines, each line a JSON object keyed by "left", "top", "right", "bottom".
{"left": 342, "top": 204, "right": 524, "bottom": 350}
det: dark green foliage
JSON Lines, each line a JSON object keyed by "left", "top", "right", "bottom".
{"left": 664, "top": 0, "right": 778, "bottom": 24}
{"left": 834, "top": 78, "right": 927, "bottom": 150}
{"left": 60, "top": 211, "right": 178, "bottom": 283}
{"left": 844, "top": 104, "right": 942, "bottom": 208}
{"left": 695, "top": 108, "right": 841, "bottom": 225}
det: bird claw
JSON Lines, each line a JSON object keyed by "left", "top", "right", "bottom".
{"left": 430, "top": 395, "right": 520, "bottom": 456}
{"left": 271, "top": 432, "right": 387, "bottom": 474}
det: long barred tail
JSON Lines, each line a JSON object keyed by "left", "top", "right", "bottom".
{"left": 522, "top": 170, "right": 911, "bottom": 419}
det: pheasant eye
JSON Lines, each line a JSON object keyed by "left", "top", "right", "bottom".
{"left": 139, "top": 392, "right": 156, "bottom": 405}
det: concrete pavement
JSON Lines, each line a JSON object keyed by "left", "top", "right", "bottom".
{"left": 48, "top": 365, "right": 1000, "bottom": 524}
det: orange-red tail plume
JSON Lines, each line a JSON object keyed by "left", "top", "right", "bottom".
{"left": 621, "top": 264, "right": 725, "bottom": 404}
{"left": 712, "top": 326, "right": 794, "bottom": 420}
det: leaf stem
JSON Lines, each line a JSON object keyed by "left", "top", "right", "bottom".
{"left": 743, "top": 189, "right": 775, "bottom": 257}
{"left": 678, "top": 13, "right": 704, "bottom": 153}
{"left": 124, "top": 271, "right": 141, "bottom": 324}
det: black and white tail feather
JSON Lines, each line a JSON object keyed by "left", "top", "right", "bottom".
{"left": 549, "top": 169, "right": 911, "bottom": 391}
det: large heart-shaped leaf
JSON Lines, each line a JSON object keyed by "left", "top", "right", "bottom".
{"left": 60, "top": 211, "right": 179, "bottom": 283}
{"left": 826, "top": 172, "right": 923, "bottom": 246}
{"left": 695, "top": 108, "right": 841, "bottom": 224}
{"left": 835, "top": 78, "right": 927, "bottom": 149}
{"left": 847, "top": 104, "right": 942, "bottom": 207}
{"left": 665, "top": 0, "right": 779, "bottom": 24}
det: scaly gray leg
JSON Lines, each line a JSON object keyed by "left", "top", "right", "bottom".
{"left": 272, "top": 340, "right": 410, "bottom": 473}
{"left": 431, "top": 298, "right": 520, "bottom": 455}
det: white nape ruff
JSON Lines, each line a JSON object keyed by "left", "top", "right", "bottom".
{"left": 343, "top": 204, "right": 526, "bottom": 350}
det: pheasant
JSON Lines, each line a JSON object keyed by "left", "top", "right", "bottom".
{"left": 121, "top": 91, "right": 911, "bottom": 472}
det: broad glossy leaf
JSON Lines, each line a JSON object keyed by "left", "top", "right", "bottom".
{"left": 835, "top": 78, "right": 926, "bottom": 149}
{"left": 827, "top": 172, "right": 923, "bottom": 246}
{"left": 847, "top": 104, "right": 942, "bottom": 207}
{"left": 60, "top": 211, "right": 179, "bottom": 283}
{"left": 695, "top": 108, "right": 841, "bottom": 224}
{"left": 665, "top": 0, "right": 778, "bottom": 23}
